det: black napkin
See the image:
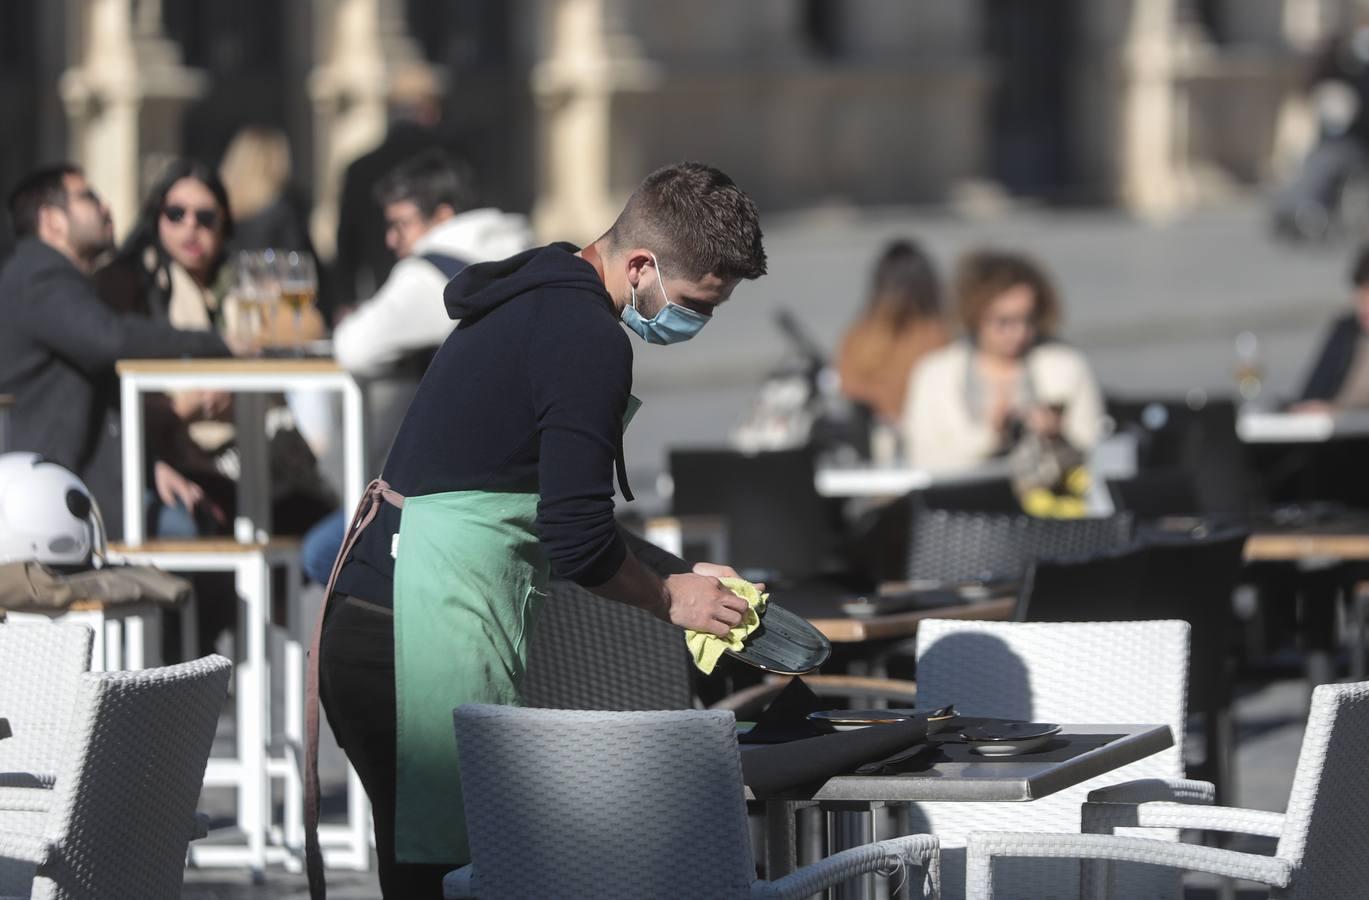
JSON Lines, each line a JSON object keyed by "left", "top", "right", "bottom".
{"left": 737, "top": 677, "right": 827, "bottom": 744}
{"left": 741, "top": 716, "right": 933, "bottom": 797}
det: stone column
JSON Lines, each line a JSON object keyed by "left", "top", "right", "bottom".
{"left": 59, "top": 0, "right": 206, "bottom": 238}
{"left": 1116, "top": 0, "right": 1183, "bottom": 217}
{"left": 529, "top": 0, "right": 658, "bottom": 244}
{"left": 306, "top": 0, "right": 436, "bottom": 259}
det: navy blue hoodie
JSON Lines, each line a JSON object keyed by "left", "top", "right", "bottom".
{"left": 334, "top": 242, "right": 634, "bottom": 605}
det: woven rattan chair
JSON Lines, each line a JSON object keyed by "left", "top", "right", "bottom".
{"left": 520, "top": 579, "right": 696, "bottom": 710}
{"left": 903, "top": 619, "right": 1205, "bottom": 899}
{"left": 445, "top": 705, "right": 941, "bottom": 899}
{"left": 965, "top": 680, "right": 1369, "bottom": 899}
{"left": 0, "top": 655, "right": 231, "bottom": 899}
{"left": 0, "top": 624, "right": 93, "bottom": 806}
{"left": 907, "top": 511, "right": 1134, "bottom": 585}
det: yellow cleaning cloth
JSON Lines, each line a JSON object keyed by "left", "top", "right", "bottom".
{"left": 685, "top": 577, "right": 768, "bottom": 675}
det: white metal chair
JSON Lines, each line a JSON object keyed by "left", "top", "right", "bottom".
{"left": 965, "top": 679, "right": 1369, "bottom": 899}
{"left": 0, "top": 624, "right": 93, "bottom": 809}
{"left": 0, "top": 655, "right": 231, "bottom": 899}
{"left": 445, "top": 704, "right": 942, "bottom": 899}
{"left": 903, "top": 619, "right": 1207, "bottom": 899}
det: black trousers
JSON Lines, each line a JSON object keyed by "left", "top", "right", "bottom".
{"left": 319, "top": 594, "right": 452, "bottom": 898}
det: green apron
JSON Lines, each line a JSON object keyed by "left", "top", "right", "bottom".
{"left": 389, "top": 395, "right": 640, "bottom": 863}
{"left": 391, "top": 490, "right": 548, "bottom": 863}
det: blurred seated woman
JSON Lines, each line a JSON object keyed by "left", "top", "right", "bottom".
{"left": 903, "top": 249, "right": 1103, "bottom": 475}
{"left": 1294, "top": 244, "right": 1369, "bottom": 412}
{"left": 836, "top": 239, "right": 949, "bottom": 427}
{"left": 95, "top": 159, "right": 335, "bottom": 536}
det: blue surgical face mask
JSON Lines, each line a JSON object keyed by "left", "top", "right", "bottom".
{"left": 620, "top": 253, "right": 709, "bottom": 345}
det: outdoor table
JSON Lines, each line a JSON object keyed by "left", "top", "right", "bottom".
{"left": 747, "top": 723, "right": 1173, "bottom": 900}
{"left": 115, "top": 358, "right": 367, "bottom": 546}
{"left": 1236, "top": 409, "right": 1369, "bottom": 443}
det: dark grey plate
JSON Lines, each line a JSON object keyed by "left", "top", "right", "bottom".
{"left": 723, "top": 601, "right": 831, "bottom": 675}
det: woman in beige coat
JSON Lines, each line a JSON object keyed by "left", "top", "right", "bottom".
{"left": 903, "top": 249, "right": 1102, "bottom": 473}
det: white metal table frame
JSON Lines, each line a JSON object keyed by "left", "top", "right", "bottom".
{"left": 114, "top": 359, "right": 371, "bottom": 878}
{"left": 116, "top": 359, "right": 367, "bottom": 546}
{"left": 1236, "top": 409, "right": 1369, "bottom": 443}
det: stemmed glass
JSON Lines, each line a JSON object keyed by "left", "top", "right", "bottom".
{"left": 277, "top": 251, "right": 318, "bottom": 354}
{"left": 231, "top": 250, "right": 280, "bottom": 350}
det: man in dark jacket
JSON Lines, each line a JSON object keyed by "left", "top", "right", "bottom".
{"left": 0, "top": 164, "right": 233, "bottom": 539}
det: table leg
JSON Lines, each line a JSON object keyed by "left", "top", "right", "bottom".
{"left": 828, "top": 801, "right": 884, "bottom": 900}
{"left": 234, "top": 393, "right": 272, "bottom": 543}
{"left": 237, "top": 554, "right": 271, "bottom": 881}
{"left": 764, "top": 800, "right": 800, "bottom": 880}
{"left": 120, "top": 376, "right": 145, "bottom": 545}
{"left": 283, "top": 557, "right": 305, "bottom": 870}
{"left": 341, "top": 379, "right": 366, "bottom": 514}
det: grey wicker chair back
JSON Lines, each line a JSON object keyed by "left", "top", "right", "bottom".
{"left": 0, "top": 624, "right": 92, "bottom": 787}
{"left": 909, "top": 619, "right": 1190, "bottom": 899}
{"left": 1278, "top": 680, "right": 1369, "bottom": 898}
{"left": 454, "top": 705, "right": 757, "bottom": 898}
{"left": 19, "top": 655, "right": 231, "bottom": 900}
{"left": 520, "top": 579, "right": 694, "bottom": 710}
{"left": 907, "top": 511, "right": 1134, "bottom": 584}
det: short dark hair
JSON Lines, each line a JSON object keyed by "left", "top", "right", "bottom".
{"left": 1351, "top": 245, "right": 1369, "bottom": 288}
{"left": 374, "top": 149, "right": 474, "bottom": 218}
{"left": 7, "top": 163, "right": 82, "bottom": 238}
{"left": 955, "top": 249, "right": 1062, "bottom": 338}
{"left": 607, "top": 161, "right": 766, "bottom": 281}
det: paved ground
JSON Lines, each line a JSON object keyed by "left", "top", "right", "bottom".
{"left": 183, "top": 201, "right": 1339, "bottom": 897}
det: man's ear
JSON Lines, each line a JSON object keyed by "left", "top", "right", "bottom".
{"left": 36, "top": 204, "right": 66, "bottom": 244}
{"left": 623, "top": 249, "right": 653, "bottom": 289}
{"left": 431, "top": 203, "right": 457, "bottom": 223}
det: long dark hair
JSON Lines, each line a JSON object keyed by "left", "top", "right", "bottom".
{"left": 864, "top": 239, "right": 941, "bottom": 330}
{"left": 111, "top": 158, "right": 235, "bottom": 282}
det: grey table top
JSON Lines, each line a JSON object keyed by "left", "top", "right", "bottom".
{"left": 744, "top": 724, "right": 1173, "bottom": 804}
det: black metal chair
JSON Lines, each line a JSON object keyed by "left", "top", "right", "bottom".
{"left": 669, "top": 446, "right": 839, "bottom": 580}
{"left": 906, "top": 510, "right": 1135, "bottom": 585}
{"left": 1017, "top": 528, "right": 1249, "bottom": 803}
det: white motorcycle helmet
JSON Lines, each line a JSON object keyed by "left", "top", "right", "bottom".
{"left": 0, "top": 453, "right": 103, "bottom": 568}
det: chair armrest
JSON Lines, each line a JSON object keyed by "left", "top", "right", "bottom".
{"left": 0, "top": 785, "right": 55, "bottom": 813}
{"left": 753, "top": 835, "right": 939, "bottom": 900}
{"left": 712, "top": 675, "right": 919, "bottom": 719}
{"left": 1086, "top": 778, "right": 1215, "bottom": 806}
{"left": 442, "top": 864, "right": 475, "bottom": 899}
{"left": 0, "top": 830, "right": 52, "bottom": 867}
{"left": 1083, "top": 801, "right": 1286, "bottom": 839}
{"left": 964, "top": 832, "right": 1291, "bottom": 900}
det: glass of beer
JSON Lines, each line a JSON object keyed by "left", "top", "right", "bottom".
{"left": 277, "top": 250, "right": 317, "bottom": 354}
{"left": 231, "top": 250, "right": 279, "bottom": 349}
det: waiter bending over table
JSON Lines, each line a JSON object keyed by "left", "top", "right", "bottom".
{"left": 306, "top": 162, "right": 769, "bottom": 898}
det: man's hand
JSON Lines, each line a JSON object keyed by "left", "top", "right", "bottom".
{"left": 662, "top": 573, "right": 749, "bottom": 637}
{"left": 691, "top": 561, "right": 765, "bottom": 593}
{"left": 152, "top": 460, "right": 225, "bottom": 525}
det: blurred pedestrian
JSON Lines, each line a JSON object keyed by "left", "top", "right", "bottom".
{"left": 836, "top": 238, "right": 949, "bottom": 426}
{"left": 903, "top": 249, "right": 1102, "bottom": 475}
{"left": 1295, "top": 243, "right": 1369, "bottom": 410}
{"left": 0, "top": 164, "right": 231, "bottom": 539}
{"left": 334, "top": 65, "right": 449, "bottom": 312}
{"left": 219, "top": 125, "right": 315, "bottom": 260}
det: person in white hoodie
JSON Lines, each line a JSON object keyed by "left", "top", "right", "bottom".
{"left": 303, "top": 152, "right": 531, "bottom": 585}
{"left": 332, "top": 150, "right": 532, "bottom": 376}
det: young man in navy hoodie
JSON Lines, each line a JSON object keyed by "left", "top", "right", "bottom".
{"left": 312, "top": 162, "right": 767, "bottom": 897}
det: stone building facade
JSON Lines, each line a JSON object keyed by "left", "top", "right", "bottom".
{"left": 0, "top": 0, "right": 1355, "bottom": 257}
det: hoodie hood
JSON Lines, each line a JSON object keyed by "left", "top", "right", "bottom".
{"left": 443, "top": 241, "right": 612, "bottom": 325}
